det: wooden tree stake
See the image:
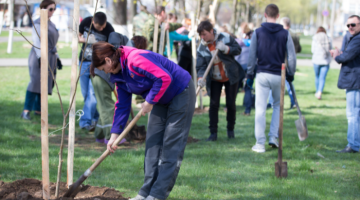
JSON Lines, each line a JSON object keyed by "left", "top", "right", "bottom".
{"left": 40, "top": 9, "right": 50, "bottom": 200}
{"left": 67, "top": 0, "right": 79, "bottom": 187}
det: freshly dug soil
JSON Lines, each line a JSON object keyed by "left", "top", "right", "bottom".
{"left": 193, "top": 107, "right": 209, "bottom": 115}
{"left": 187, "top": 136, "right": 199, "bottom": 144}
{"left": 0, "top": 179, "right": 128, "bottom": 200}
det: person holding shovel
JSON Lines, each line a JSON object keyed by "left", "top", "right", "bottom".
{"left": 196, "top": 20, "right": 244, "bottom": 141}
{"left": 247, "top": 4, "right": 296, "bottom": 153}
{"left": 90, "top": 42, "right": 196, "bottom": 200}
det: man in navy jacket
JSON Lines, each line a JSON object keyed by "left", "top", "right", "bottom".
{"left": 247, "top": 4, "right": 296, "bottom": 153}
{"left": 331, "top": 15, "right": 360, "bottom": 153}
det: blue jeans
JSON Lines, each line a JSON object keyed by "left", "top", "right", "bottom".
{"left": 346, "top": 89, "right": 360, "bottom": 152}
{"left": 79, "top": 61, "right": 99, "bottom": 128}
{"left": 268, "top": 81, "right": 294, "bottom": 106}
{"left": 23, "top": 90, "right": 41, "bottom": 112}
{"left": 313, "top": 64, "right": 329, "bottom": 93}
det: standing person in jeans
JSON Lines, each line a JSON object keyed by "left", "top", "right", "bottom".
{"left": 78, "top": 12, "right": 114, "bottom": 131}
{"left": 247, "top": 4, "right": 296, "bottom": 153}
{"left": 196, "top": 20, "right": 244, "bottom": 141}
{"left": 312, "top": 26, "right": 332, "bottom": 100}
{"left": 330, "top": 15, "right": 360, "bottom": 153}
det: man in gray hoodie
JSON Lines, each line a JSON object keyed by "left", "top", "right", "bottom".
{"left": 247, "top": 4, "right": 296, "bottom": 153}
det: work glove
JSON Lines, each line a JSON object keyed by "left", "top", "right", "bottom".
{"left": 188, "top": 29, "right": 195, "bottom": 39}
{"left": 87, "top": 34, "right": 97, "bottom": 44}
{"left": 246, "top": 78, "right": 254, "bottom": 89}
{"left": 286, "top": 71, "right": 294, "bottom": 83}
{"left": 57, "top": 58, "right": 63, "bottom": 70}
{"left": 216, "top": 41, "right": 229, "bottom": 53}
{"left": 197, "top": 78, "right": 206, "bottom": 88}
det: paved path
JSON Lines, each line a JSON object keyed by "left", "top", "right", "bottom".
{"left": 0, "top": 58, "right": 341, "bottom": 69}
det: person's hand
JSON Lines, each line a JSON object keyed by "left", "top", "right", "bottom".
{"left": 78, "top": 35, "right": 85, "bottom": 43}
{"left": 197, "top": 77, "right": 206, "bottom": 88}
{"left": 57, "top": 58, "right": 63, "bottom": 70}
{"left": 330, "top": 47, "right": 340, "bottom": 58}
{"left": 188, "top": 29, "right": 195, "bottom": 39}
{"left": 164, "top": 23, "right": 170, "bottom": 31}
{"left": 141, "top": 101, "right": 153, "bottom": 116}
{"left": 107, "top": 133, "right": 119, "bottom": 154}
{"left": 246, "top": 78, "right": 254, "bottom": 89}
{"left": 286, "top": 74, "right": 294, "bottom": 83}
{"left": 216, "top": 41, "right": 229, "bottom": 53}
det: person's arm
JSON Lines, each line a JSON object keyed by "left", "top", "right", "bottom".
{"left": 335, "top": 37, "right": 360, "bottom": 64}
{"left": 246, "top": 31, "right": 258, "bottom": 79}
{"left": 168, "top": 23, "right": 183, "bottom": 32}
{"left": 110, "top": 83, "right": 132, "bottom": 135}
{"left": 224, "top": 35, "right": 242, "bottom": 56}
{"left": 32, "top": 23, "right": 41, "bottom": 58}
{"left": 78, "top": 18, "right": 86, "bottom": 43}
{"left": 130, "top": 53, "right": 173, "bottom": 104}
{"left": 169, "top": 31, "right": 190, "bottom": 41}
{"left": 143, "top": 19, "right": 154, "bottom": 50}
{"left": 286, "top": 32, "right": 297, "bottom": 76}
{"left": 196, "top": 46, "right": 208, "bottom": 78}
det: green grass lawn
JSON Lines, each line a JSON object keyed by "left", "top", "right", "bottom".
{"left": 0, "top": 66, "right": 359, "bottom": 199}
{"left": 0, "top": 41, "right": 77, "bottom": 59}
{"left": 0, "top": 30, "right": 32, "bottom": 37}
{"left": 299, "top": 35, "right": 312, "bottom": 56}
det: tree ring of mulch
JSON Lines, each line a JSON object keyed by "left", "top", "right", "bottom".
{"left": 0, "top": 179, "right": 128, "bottom": 200}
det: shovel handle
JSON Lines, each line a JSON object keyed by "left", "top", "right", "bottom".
{"left": 289, "top": 82, "right": 302, "bottom": 117}
{"left": 64, "top": 109, "right": 143, "bottom": 197}
{"left": 278, "top": 63, "right": 286, "bottom": 164}
{"left": 196, "top": 49, "right": 219, "bottom": 96}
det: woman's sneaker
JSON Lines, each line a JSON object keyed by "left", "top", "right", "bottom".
{"left": 269, "top": 136, "right": 279, "bottom": 148}
{"left": 130, "top": 195, "right": 146, "bottom": 200}
{"left": 252, "top": 143, "right": 265, "bottom": 153}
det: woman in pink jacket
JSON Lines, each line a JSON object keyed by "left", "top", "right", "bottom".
{"left": 91, "top": 41, "right": 195, "bottom": 200}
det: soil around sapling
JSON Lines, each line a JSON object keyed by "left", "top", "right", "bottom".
{"left": 0, "top": 178, "right": 129, "bottom": 200}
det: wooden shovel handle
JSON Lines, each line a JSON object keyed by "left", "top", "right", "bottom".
{"left": 196, "top": 49, "right": 219, "bottom": 95}
{"left": 88, "top": 109, "right": 143, "bottom": 172}
{"left": 278, "top": 63, "right": 286, "bottom": 164}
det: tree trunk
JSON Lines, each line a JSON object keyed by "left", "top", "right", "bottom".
{"left": 201, "top": 0, "right": 212, "bottom": 17}
{"left": 178, "top": 0, "right": 186, "bottom": 21}
{"left": 255, "top": 0, "right": 261, "bottom": 28}
{"left": 245, "top": 0, "right": 249, "bottom": 23}
{"left": 230, "top": 0, "right": 239, "bottom": 34}
{"left": 114, "top": 0, "right": 127, "bottom": 25}
{"left": 131, "top": 0, "right": 137, "bottom": 23}
{"left": 196, "top": 0, "right": 203, "bottom": 20}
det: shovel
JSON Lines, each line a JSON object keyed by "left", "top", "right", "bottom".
{"left": 63, "top": 109, "right": 143, "bottom": 197}
{"left": 289, "top": 82, "right": 308, "bottom": 141}
{"left": 275, "top": 63, "right": 288, "bottom": 178}
{"left": 196, "top": 49, "right": 219, "bottom": 95}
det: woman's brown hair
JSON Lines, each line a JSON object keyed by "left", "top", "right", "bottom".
{"left": 40, "top": 0, "right": 56, "bottom": 9}
{"left": 90, "top": 41, "right": 122, "bottom": 76}
{"left": 132, "top": 36, "right": 147, "bottom": 50}
{"left": 317, "top": 26, "right": 326, "bottom": 34}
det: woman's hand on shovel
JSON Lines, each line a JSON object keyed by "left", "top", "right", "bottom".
{"left": 107, "top": 134, "right": 119, "bottom": 154}
{"left": 141, "top": 101, "right": 154, "bottom": 116}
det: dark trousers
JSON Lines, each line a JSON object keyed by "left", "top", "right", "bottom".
{"left": 23, "top": 90, "right": 40, "bottom": 111}
{"left": 177, "top": 56, "right": 192, "bottom": 76}
{"left": 138, "top": 80, "right": 195, "bottom": 200}
{"left": 209, "top": 81, "right": 238, "bottom": 133}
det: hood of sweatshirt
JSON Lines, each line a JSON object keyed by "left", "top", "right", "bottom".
{"left": 261, "top": 22, "right": 284, "bottom": 33}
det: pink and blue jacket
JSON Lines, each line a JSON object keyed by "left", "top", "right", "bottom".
{"left": 110, "top": 46, "right": 191, "bottom": 134}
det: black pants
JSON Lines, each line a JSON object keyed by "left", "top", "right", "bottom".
{"left": 177, "top": 56, "right": 192, "bottom": 76}
{"left": 209, "top": 81, "right": 238, "bottom": 133}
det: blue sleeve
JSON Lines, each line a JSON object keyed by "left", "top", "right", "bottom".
{"left": 335, "top": 37, "right": 360, "bottom": 64}
{"left": 110, "top": 83, "right": 131, "bottom": 134}
{"left": 247, "top": 31, "right": 257, "bottom": 79}
{"left": 286, "top": 32, "right": 297, "bottom": 76}
{"left": 170, "top": 31, "right": 191, "bottom": 41}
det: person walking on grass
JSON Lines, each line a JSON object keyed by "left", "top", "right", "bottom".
{"left": 247, "top": 4, "right": 296, "bottom": 153}
{"left": 312, "top": 26, "right": 332, "bottom": 100}
{"left": 91, "top": 42, "right": 196, "bottom": 200}
{"left": 21, "top": 0, "right": 60, "bottom": 120}
{"left": 330, "top": 15, "right": 360, "bottom": 153}
{"left": 78, "top": 12, "right": 115, "bottom": 131}
{"left": 196, "top": 20, "right": 245, "bottom": 141}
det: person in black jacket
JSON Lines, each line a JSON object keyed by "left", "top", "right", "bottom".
{"left": 196, "top": 20, "right": 244, "bottom": 141}
{"left": 331, "top": 15, "right": 360, "bottom": 153}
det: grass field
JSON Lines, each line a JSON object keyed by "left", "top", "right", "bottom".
{"left": 0, "top": 66, "right": 359, "bottom": 199}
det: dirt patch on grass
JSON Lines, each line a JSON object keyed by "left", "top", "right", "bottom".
{"left": 187, "top": 136, "right": 199, "bottom": 144}
{"left": 0, "top": 178, "right": 128, "bottom": 200}
{"left": 193, "top": 107, "right": 209, "bottom": 115}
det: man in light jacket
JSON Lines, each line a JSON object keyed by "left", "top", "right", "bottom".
{"left": 247, "top": 4, "right": 296, "bottom": 153}
{"left": 331, "top": 15, "right": 360, "bottom": 153}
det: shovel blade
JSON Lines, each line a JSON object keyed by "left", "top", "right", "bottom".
{"left": 275, "top": 161, "right": 288, "bottom": 178}
{"left": 295, "top": 115, "right": 308, "bottom": 141}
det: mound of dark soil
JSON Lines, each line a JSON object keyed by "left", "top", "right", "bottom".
{"left": 0, "top": 179, "right": 128, "bottom": 200}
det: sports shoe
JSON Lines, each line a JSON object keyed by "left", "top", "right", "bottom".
{"left": 130, "top": 195, "right": 146, "bottom": 200}
{"left": 206, "top": 133, "right": 217, "bottom": 141}
{"left": 95, "top": 138, "right": 105, "bottom": 143}
{"left": 145, "top": 195, "right": 162, "bottom": 200}
{"left": 269, "top": 136, "right": 279, "bottom": 148}
{"left": 252, "top": 143, "right": 265, "bottom": 153}
{"left": 315, "top": 92, "right": 322, "bottom": 100}
{"left": 227, "top": 130, "right": 235, "bottom": 139}
{"left": 20, "top": 111, "right": 31, "bottom": 120}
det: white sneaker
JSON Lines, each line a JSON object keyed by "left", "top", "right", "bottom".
{"left": 130, "top": 195, "right": 146, "bottom": 200}
{"left": 252, "top": 143, "right": 265, "bottom": 153}
{"left": 269, "top": 137, "right": 279, "bottom": 148}
{"left": 145, "top": 195, "right": 162, "bottom": 200}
